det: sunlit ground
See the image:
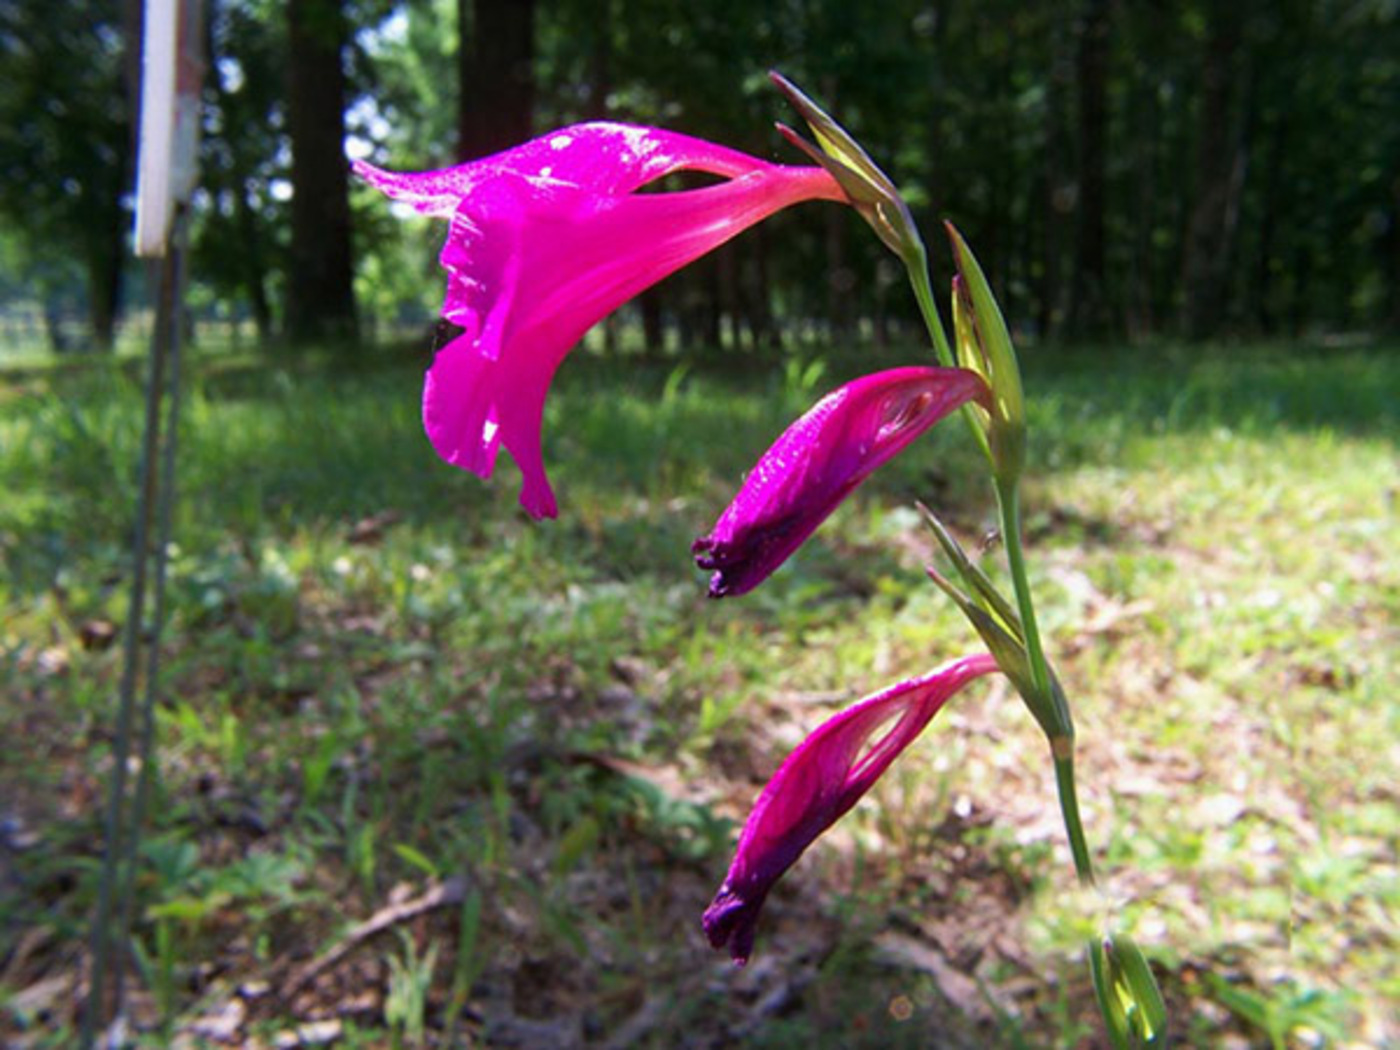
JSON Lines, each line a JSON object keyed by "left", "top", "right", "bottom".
{"left": 1, "top": 338, "right": 1396, "bottom": 1047}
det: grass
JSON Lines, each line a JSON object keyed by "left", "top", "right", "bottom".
{"left": 0, "top": 337, "right": 1396, "bottom": 1047}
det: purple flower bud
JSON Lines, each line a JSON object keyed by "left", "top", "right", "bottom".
{"left": 693, "top": 367, "right": 990, "bottom": 597}
{"left": 703, "top": 653, "right": 998, "bottom": 964}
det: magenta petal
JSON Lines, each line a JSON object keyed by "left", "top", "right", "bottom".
{"left": 355, "top": 123, "right": 844, "bottom": 518}
{"left": 693, "top": 367, "right": 991, "bottom": 596}
{"left": 703, "top": 653, "right": 999, "bottom": 964}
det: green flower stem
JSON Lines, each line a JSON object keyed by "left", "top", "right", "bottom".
{"left": 905, "top": 241, "right": 1096, "bottom": 890}
{"left": 1054, "top": 747, "right": 1097, "bottom": 886}
{"left": 993, "top": 477, "right": 1053, "bottom": 703}
{"left": 995, "top": 476, "right": 1097, "bottom": 886}
{"left": 905, "top": 242, "right": 955, "bottom": 368}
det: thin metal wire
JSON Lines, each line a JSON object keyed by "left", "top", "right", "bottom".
{"left": 112, "top": 205, "right": 188, "bottom": 1014}
{"left": 81, "top": 205, "right": 186, "bottom": 1048}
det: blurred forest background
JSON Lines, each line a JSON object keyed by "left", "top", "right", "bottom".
{"left": 2, "top": 0, "right": 1398, "bottom": 356}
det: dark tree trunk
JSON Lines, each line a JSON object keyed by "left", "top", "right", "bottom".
{"left": 640, "top": 289, "right": 663, "bottom": 356}
{"left": 81, "top": 0, "right": 142, "bottom": 352}
{"left": 286, "top": 0, "right": 357, "bottom": 343}
{"left": 744, "top": 226, "right": 779, "bottom": 353}
{"left": 1249, "top": 107, "right": 1289, "bottom": 334}
{"left": 1040, "top": 16, "right": 1074, "bottom": 340}
{"left": 586, "top": 0, "right": 611, "bottom": 121}
{"left": 702, "top": 255, "right": 722, "bottom": 350}
{"left": 207, "top": 15, "right": 273, "bottom": 339}
{"left": 584, "top": 0, "right": 615, "bottom": 353}
{"left": 237, "top": 185, "right": 273, "bottom": 340}
{"left": 44, "top": 301, "right": 69, "bottom": 354}
{"left": 1389, "top": 173, "right": 1400, "bottom": 331}
{"left": 825, "top": 208, "right": 853, "bottom": 340}
{"left": 1068, "top": 0, "right": 1111, "bottom": 338}
{"left": 457, "top": 0, "right": 535, "bottom": 161}
{"left": 86, "top": 207, "right": 126, "bottom": 351}
{"left": 922, "top": 0, "right": 954, "bottom": 303}
{"left": 717, "top": 245, "right": 741, "bottom": 352}
{"left": 1127, "top": 66, "right": 1160, "bottom": 338}
{"left": 1180, "top": 8, "right": 1247, "bottom": 340}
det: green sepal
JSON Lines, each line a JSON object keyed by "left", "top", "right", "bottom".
{"left": 1090, "top": 934, "right": 1170, "bottom": 1049}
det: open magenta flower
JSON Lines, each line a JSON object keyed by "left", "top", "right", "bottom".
{"left": 692, "top": 366, "right": 990, "bottom": 597}
{"left": 354, "top": 124, "right": 844, "bottom": 519}
{"left": 703, "top": 653, "right": 998, "bottom": 964}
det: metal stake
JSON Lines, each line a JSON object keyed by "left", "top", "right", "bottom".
{"left": 82, "top": 203, "right": 187, "bottom": 1048}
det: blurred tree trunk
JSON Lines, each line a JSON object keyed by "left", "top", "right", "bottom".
{"left": 825, "top": 208, "right": 853, "bottom": 340}
{"left": 76, "top": 0, "right": 141, "bottom": 351}
{"left": 640, "top": 290, "right": 663, "bottom": 356}
{"left": 743, "top": 226, "right": 779, "bottom": 353}
{"left": 286, "top": 0, "right": 357, "bottom": 342}
{"left": 1127, "top": 62, "right": 1160, "bottom": 338}
{"left": 457, "top": 0, "right": 535, "bottom": 160}
{"left": 86, "top": 221, "right": 125, "bottom": 351}
{"left": 1068, "top": 0, "right": 1110, "bottom": 338}
{"left": 1180, "top": 8, "right": 1248, "bottom": 340}
{"left": 717, "top": 245, "right": 740, "bottom": 351}
{"left": 1391, "top": 174, "right": 1400, "bottom": 331}
{"left": 1039, "top": 16, "right": 1074, "bottom": 339}
{"left": 584, "top": 0, "right": 617, "bottom": 352}
{"left": 44, "top": 301, "right": 70, "bottom": 354}
{"left": 236, "top": 191, "right": 274, "bottom": 340}
{"left": 207, "top": 15, "right": 273, "bottom": 339}
{"left": 1249, "top": 108, "right": 1289, "bottom": 334}
{"left": 701, "top": 256, "right": 722, "bottom": 350}
{"left": 922, "top": 0, "right": 954, "bottom": 302}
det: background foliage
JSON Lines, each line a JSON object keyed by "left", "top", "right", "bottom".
{"left": 1, "top": 0, "right": 1398, "bottom": 352}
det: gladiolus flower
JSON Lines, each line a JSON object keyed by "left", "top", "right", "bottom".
{"left": 703, "top": 653, "right": 998, "bottom": 964}
{"left": 692, "top": 366, "right": 991, "bottom": 597}
{"left": 354, "top": 124, "right": 844, "bottom": 519}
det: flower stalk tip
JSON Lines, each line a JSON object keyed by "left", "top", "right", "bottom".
{"left": 769, "top": 71, "right": 924, "bottom": 267}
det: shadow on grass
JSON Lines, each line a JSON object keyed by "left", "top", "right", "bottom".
{"left": 1, "top": 336, "right": 1392, "bottom": 1046}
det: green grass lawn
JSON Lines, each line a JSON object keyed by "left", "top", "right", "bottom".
{"left": 1, "top": 338, "right": 1396, "bottom": 1047}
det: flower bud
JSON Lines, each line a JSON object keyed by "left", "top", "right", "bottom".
{"left": 945, "top": 223, "right": 1026, "bottom": 484}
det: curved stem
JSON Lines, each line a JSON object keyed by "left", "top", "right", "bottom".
{"left": 995, "top": 476, "right": 1096, "bottom": 886}
{"left": 1054, "top": 747, "right": 1097, "bottom": 885}
{"left": 905, "top": 242, "right": 955, "bottom": 368}
{"left": 905, "top": 243, "right": 992, "bottom": 463}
